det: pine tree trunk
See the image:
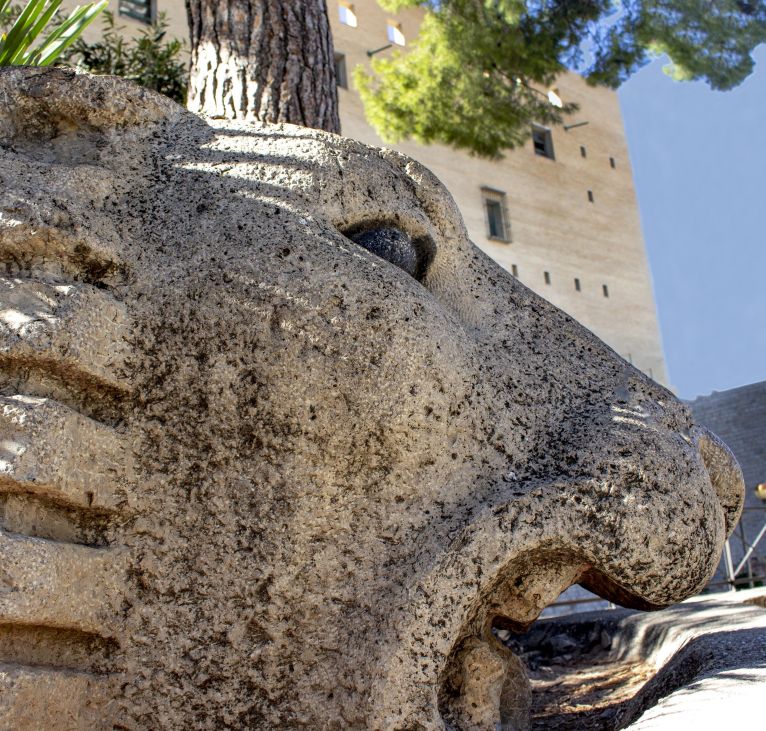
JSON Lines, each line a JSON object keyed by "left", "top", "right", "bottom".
{"left": 185, "top": 0, "right": 340, "bottom": 133}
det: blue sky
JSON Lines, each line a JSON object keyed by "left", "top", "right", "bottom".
{"left": 618, "top": 46, "right": 766, "bottom": 400}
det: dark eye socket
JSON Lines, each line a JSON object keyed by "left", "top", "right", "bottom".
{"left": 345, "top": 226, "right": 434, "bottom": 282}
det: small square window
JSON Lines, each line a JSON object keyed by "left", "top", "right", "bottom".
{"left": 609, "top": 157, "right": 616, "bottom": 169}
{"left": 602, "top": 284, "right": 610, "bottom": 298}
{"left": 334, "top": 53, "right": 348, "bottom": 89}
{"left": 511, "top": 264, "right": 518, "bottom": 277}
{"left": 119, "top": 0, "right": 153, "bottom": 23}
{"left": 481, "top": 188, "right": 510, "bottom": 242}
{"left": 387, "top": 20, "right": 405, "bottom": 46}
{"left": 532, "top": 126, "right": 554, "bottom": 160}
{"left": 544, "top": 271, "right": 551, "bottom": 285}
{"left": 339, "top": 1, "right": 357, "bottom": 28}
{"left": 574, "top": 277, "right": 581, "bottom": 291}
{"left": 580, "top": 146, "right": 587, "bottom": 158}
{"left": 587, "top": 189, "right": 594, "bottom": 203}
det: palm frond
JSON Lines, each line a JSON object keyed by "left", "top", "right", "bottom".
{"left": 0, "top": 0, "right": 106, "bottom": 66}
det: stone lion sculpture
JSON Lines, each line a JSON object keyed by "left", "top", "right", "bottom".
{"left": 0, "top": 68, "right": 744, "bottom": 730}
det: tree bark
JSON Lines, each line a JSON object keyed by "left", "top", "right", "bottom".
{"left": 185, "top": 0, "right": 340, "bottom": 133}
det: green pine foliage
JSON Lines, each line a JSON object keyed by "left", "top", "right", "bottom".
{"left": 356, "top": 1, "right": 584, "bottom": 159}
{"left": 588, "top": 0, "right": 766, "bottom": 89}
{"left": 69, "top": 11, "right": 187, "bottom": 104}
{"left": 358, "top": 1, "right": 766, "bottom": 158}
{"left": 0, "top": 0, "right": 105, "bottom": 66}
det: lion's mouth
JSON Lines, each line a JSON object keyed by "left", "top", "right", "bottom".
{"left": 372, "top": 454, "right": 738, "bottom": 730}
{"left": 434, "top": 426, "right": 746, "bottom": 725}
{"left": 434, "top": 545, "right": 686, "bottom": 731}
{"left": 436, "top": 552, "right": 590, "bottom": 730}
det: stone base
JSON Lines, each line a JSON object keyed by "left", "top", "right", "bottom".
{"left": 510, "top": 588, "right": 766, "bottom": 729}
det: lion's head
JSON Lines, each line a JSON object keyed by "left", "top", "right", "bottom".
{"left": 0, "top": 68, "right": 743, "bottom": 730}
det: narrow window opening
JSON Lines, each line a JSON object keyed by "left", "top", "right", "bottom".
{"left": 486, "top": 200, "right": 505, "bottom": 239}
{"left": 531, "top": 126, "right": 555, "bottom": 160}
{"left": 334, "top": 53, "right": 348, "bottom": 88}
{"left": 580, "top": 146, "right": 587, "bottom": 158}
{"left": 387, "top": 20, "right": 405, "bottom": 46}
{"left": 610, "top": 157, "right": 616, "bottom": 169}
{"left": 602, "top": 284, "right": 609, "bottom": 298}
{"left": 339, "top": 1, "right": 358, "bottom": 27}
{"left": 511, "top": 264, "right": 518, "bottom": 277}
{"left": 574, "top": 278, "right": 581, "bottom": 291}
{"left": 587, "top": 190, "right": 594, "bottom": 203}
{"left": 481, "top": 187, "right": 511, "bottom": 242}
{"left": 544, "top": 271, "right": 551, "bottom": 285}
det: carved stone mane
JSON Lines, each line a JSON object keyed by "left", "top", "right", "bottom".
{"left": 0, "top": 68, "right": 743, "bottom": 730}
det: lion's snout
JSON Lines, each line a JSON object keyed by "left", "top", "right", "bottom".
{"left": 694, "top": 425, "right": 745, "bottom": 535}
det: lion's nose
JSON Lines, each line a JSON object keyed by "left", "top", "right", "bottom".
{"left": 693, "top": 425, "right": 745, "bottom": 536}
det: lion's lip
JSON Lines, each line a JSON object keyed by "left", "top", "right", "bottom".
{"left": 694, "top": 425, "right": 745, "bottom": 536}
{"left": 581, "top": 569, "right": 664, "bottom": 611}
{"left": 471, "top": 552, "right": 591, "bottom": 634}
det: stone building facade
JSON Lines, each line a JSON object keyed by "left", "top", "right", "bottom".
{"left": 689, "top": 382, "right": 766, "bottom": 589}
{"left": 66, "top": 0, "right": 670, "bottom": 385}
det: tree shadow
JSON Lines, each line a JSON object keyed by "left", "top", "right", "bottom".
{"left": 529, "top": 625, "right": 766, "bottom": 730}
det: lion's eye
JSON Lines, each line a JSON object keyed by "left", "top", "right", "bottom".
{"left": 346, "top": 227, "right": 433, "bottom": 282}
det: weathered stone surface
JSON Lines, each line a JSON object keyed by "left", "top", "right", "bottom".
{"left": 0, "top": 67, "right": 745, "bottom": 730}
